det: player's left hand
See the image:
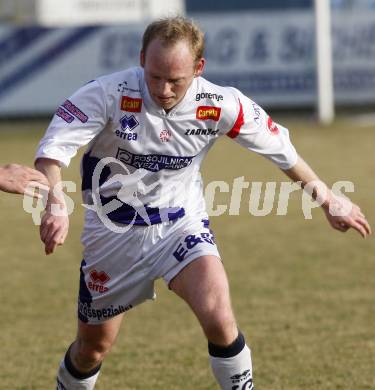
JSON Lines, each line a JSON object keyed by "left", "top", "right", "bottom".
{"left": 323, "top": 195, "right": 371, "bottom": 238}
{"left": 40, "top": 210, "right": 70, "bottom": 255}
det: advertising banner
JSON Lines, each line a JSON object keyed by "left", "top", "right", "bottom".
{"left": 0, "top": 11, "right": 374, "bottom": 115}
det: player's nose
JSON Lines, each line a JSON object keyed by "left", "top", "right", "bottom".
{"left": 157, "top": 81, "right": 173, "bottom": 97}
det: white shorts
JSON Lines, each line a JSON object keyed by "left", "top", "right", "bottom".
{"left": 78, "top": 211, "right": 220, "bottom": 324}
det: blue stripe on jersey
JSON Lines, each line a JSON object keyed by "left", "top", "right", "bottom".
{"left": 102, "top": 194, "right": 185, "bottom": 225}
{"left": 81, "top": 151, "right": 185, "bottom": 225}
{"left": 81, "top": 151, "right": 111, "bottom": 191}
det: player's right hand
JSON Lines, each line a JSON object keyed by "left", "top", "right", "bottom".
{"left": 40, "top": 211, "right": 69, "bottom": 255}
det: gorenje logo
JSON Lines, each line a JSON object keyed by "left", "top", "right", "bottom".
{"left": 196, "top": 92, "right": 223, "bottom": 102}
{"left": 88, "top": 270, "right": 110, "bottom": 293}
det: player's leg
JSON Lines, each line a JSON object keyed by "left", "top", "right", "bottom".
{"left": 170, "top": 254, "right": 237, "bottom": 344}
{"left": 57, "top": 210, "right": 156, "bottom": 389}
{"left": 57, "top": 314, "right": 124, "bottom": 390}
{"left": 169, "top": 255, "right": 254, "bottom": 390}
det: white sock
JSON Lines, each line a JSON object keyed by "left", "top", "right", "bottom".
{"left": 56, "top": 349, "right": 101, "bottom": 390}
{"left": 209, "top": 332, "right": 254, "bottom": 390}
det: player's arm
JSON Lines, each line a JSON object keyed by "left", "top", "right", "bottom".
{"left": 35, "top": 158, "right": 69, "bottom": 255}
{"left": 0, "top": 163, "right": 49, "bottom": 198}
{"left": 224, "top": 89, "right": 371, "bottom": 238}
{"left": 34, "top": 80, "right": 110, "bottom": 254}
{"left": 283, "top": 156, "right": 371, "bottom": 238}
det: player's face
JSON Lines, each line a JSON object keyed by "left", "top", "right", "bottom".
{"left": 141, "top": 38, "right": 205, "bottom": 111}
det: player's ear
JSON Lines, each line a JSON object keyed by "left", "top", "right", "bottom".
{"left": 140, "top": 50, "right": 145, "bottom": 67}
{"left": 194, "top": 58, "right": 205, "bottom": 78}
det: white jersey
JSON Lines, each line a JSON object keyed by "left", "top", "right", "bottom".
{"left": 36, "top": 66, "right": 298, "bottom": 225}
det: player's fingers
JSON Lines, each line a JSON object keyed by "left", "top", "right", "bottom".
{"left": 24, "top": 188, "right": 42, "bottom": 199}
{"left": 356, "top": 217, "right": 372, "bottom": 236}
{"left": 24, "top": 187, "right": 48, "bottom": 200}
{"left": 45, "top": 228, "right": 66, "bottom": 254}
{"left": 20, "top": 181, "right": 49, "bottom": 199}
{"left": 40, "top": 216, "right": 55, "bottom": 241}
{"left": 43, "top": 222, "right": 60, "bottom": 246}
{"left": 40, "top": 228, "right": 46, "bottom": 243}
{"left": 32, "top": 178, "right": 50, "bottom": 190}
{"left": 350, "top": 207, "right": 366, "bottom": 220}
{"left": 367, "top": 223, "right": 372, "bottom": 236}
{"left": 53, "top": 232, "right": 67, "bottom": 247}
{"left": 40, "top": 223, "right": 51, "bottom": 243}
{"left": 44, "top": 227, "right": 59, "bottom": 248}
{"left": 45, "top": 233, "right": 59, "bottom": 255}
{"left": 28, "top": 180, "right": 50, "bottom": 191}
{"left": 25, "top": 182, "right": 50, "bottom": 200}
{"left": 45, "top": 241, "right": 58, "bottom": 255}
{"left": 349, "top": 220, "right": 368, "bottom": 238}
{"left": 59, "top": 229, "right": 68, "bottom": 244}
{"left": 31, "top": 169, "right": 48, "bottom": 179}
{"left": 24, "top": 166, "right": 47, "bottom": 180}
{"left": 46, "top": 237, "right": 64, "bottom": 255}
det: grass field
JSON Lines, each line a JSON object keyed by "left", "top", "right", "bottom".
{"left": 0, "top": 117, "right": 374, "bottom": 389}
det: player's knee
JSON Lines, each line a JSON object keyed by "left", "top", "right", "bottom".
{"left": 203, "top": 309, "right": 237, "bottom": 346}
{"left": 74, "top": 338, "right": 112, "bottom": 366}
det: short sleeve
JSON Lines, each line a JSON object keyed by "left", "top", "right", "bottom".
{"left": 35, "top": 80, "right": 108, "bottom": 167}
{"left": 225, "top": 88, "right": 298, "bottom": 170}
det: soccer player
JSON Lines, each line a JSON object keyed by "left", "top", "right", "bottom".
{"left": 35, "top": 17, "right": 371, "bottom": 390}
{"left": 0, "top": 163, "right": 49, "bottom": 198}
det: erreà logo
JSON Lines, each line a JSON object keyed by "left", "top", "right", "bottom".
{"left": 88, "top": 270, "right": 110, "bottom": 294}
{"left": 121, "top": 96, "right": 142, "bottom": 112}
{"left": 196, "top": 106, "right": 221, "bottom": 121}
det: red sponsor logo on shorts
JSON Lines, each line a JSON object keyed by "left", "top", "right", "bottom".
{"left": 88, "top": 270, "right": 110, "bottom": 294}
{"left": 121, "top": 96, "right": 142, "bottom": 112}
{"left": 196, "top": 106, "right": 221, "bottom": 121}
{"left": 267, "top": 116, "right": 279, "bottom": 135}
